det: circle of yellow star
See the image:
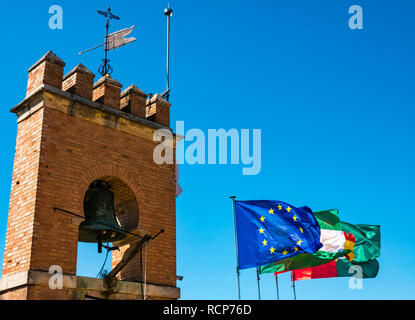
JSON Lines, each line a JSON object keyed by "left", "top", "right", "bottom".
{"left": 270, "top": 247, "right": 275, "bottom": 253}
{"left": 286, "top": 207, "right": 292, "bottom": 213}
{"left": 282, "top": 250, "right": 288, "bottom": 255}
{"left": 299, "top": 227, "right": 304, "bottom": 233}
{"left": 297, "top": 239, "right": 303, "bottom": 246}
{"left": 268, "top": 208, "right": 274, "bottom": 214}
{"left": 294, "top": 247, "right": 299, "bottom": 252}
{"left": 260, "top": 216, "right": 265, "bottom": 222}
{"left": 259, "top": 227, "right": 264, "bottom": 234}
{"left": 277, "top": 204, "right": 282, "bottom": 210}
{"left": 293, "top": 215, "right": 298, "bottom": 222}
{"left": 262, "top": 239, "right": 268, "bottom": 246}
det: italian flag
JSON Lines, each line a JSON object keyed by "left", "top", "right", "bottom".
{"left": 291, "top": 258, "right": 379, "bottom": 281}
{"left": 259, "top": 209, "right": 355, "bottom": 274}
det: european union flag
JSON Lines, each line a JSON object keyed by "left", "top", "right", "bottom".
{"left": 235, "top": 200, "right": 322, "bottom": 270}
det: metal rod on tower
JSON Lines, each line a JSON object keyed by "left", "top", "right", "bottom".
{"left": 104, "top": 11, "right": 109, "bottom": 74}
{"left": 78, "top": 43, "right": 105, "bottom": 55}
{"left": 97, "top": 6, "right": 120, "bottom": 76}
{"left": 164, "top": 5, "right": 173, "bottom": 101}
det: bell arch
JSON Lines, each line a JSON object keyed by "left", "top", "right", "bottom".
{"left": 77, "top": 164, "right": 144, "bottom": 228}
{"left": 78, "top": 165, "right": 144, "bottom": 211}
{"left": 94, "top": 176, "right": 139, "bottom": 232}
{"left": 76, "top": 168, "right": 141, "bottom": 278}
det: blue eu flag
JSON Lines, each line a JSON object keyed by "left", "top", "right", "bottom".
{"left": 235, "top": 200, "right": 322, "bottom": 270}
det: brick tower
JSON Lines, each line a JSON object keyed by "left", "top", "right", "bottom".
{"left": 0, "top": 51, "right": 179, "bottom": 300}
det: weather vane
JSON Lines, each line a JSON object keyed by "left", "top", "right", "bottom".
{"left": 79, "top": 6, "right": 136, "bottom": 76}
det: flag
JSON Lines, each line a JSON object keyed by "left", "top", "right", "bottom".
{"left": 291, "top": 258, "right": 379, "bottom": 281}
{"left": 290, "top": 222, "right": 381, "bottom": 281}
{"left": 107, "top": 25, "right": 136, "bottom": 50}
{"left": 259, "top": 209, "right": 356, "bottom": 274}
{"left": 341, "top": 222, "right": 380, "bottom": 263}
{"left": 235, "top": 200, "right": 322, "bottom": 270}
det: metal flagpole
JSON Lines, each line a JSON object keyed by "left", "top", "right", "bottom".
{"left": 163, "top": 5, "right": 173, "bottom": 101}
{"left": 275, "top": 274, "right": 280, "bottom": 300}
{"left": 230, "top": 196, "right": 241, "bottom": 300}
{"left": 291, "top": 271, "right": 297, "bottom": 300}
{"left": 256, "top": 267, "right": 261, "bottom": 300}
{"left": 165, "top": 6, "right": 172, "bottom": 98}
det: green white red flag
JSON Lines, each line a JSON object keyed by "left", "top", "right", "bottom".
{"left": 290, "top": 258, "right": 379, "bottom": 281}
{"left": 288, "top": 221, "right": 381, "bottom": 281}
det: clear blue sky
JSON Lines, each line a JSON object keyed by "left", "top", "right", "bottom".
{"left": 0, "top": 0, "right": 414, "bottom": 299}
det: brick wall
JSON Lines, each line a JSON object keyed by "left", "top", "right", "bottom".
{"left": 2, "top": 108, "right": 44, "bottom": 276}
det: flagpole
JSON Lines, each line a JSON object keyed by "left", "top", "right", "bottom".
{"left": 164, "top": 5, "right": 173, "bottom": 101}
{"left": 291, "top": 271, "right": 297, "bottom": 300}
{"left": 275, "top": 274, "right": 280, "bottom": 300}
{"left": 256, "top": 267, "right": 261, "bottom": 300}
{"left": 230, "top": 196, "right": 241, "bottom": 300}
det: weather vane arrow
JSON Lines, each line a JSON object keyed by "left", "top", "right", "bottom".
{"left": 78, "top": 6, "right": 137, "bottom": 76}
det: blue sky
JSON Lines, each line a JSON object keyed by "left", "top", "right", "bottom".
{"left": 0, "top": 0, "right": 414, "bottom": 299}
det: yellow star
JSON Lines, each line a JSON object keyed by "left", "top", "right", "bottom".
{"left": 286, "top": 207, "right": 292, "bottom": 213}
{"left": 259, "top": 228, "right": 264, "bottom": 234}
{"left": 294, "top": 247, "right": 299, "bottom": 252}
{"left": 270, "top": 247, "right": 275, "bottom": 253}
{"left": 293, "top": 215, "right": 298, "bottom": 222}
{"left": 299, "top": 227, "right": 304, "bottom": 233}
{"left": 268, "top": 208, "right": 274, "bottom": 214}
{"left": 282, "top": 250, "right": 288, "bottom": 255}
{"left": 277, "top": 204, "right": 282, "bottom": 210}
{"left": 262, "top": 239, "right": 268, "bottom": 246}
{"left": 260, "top": 216, "right": 265, "bottom": 222}
{"left": 297, "top": 239, "right": 303, "bottom": 246}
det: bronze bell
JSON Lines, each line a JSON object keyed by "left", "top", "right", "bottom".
{"left": 78, "top": 180, "right": 126, "bottom": 243}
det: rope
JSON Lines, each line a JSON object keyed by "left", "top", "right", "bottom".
{"left": 144, "top": 244, "right": 148, "bottom": 299}
{"left": 139, "top": 247, "right": 144, "bottom": 300}
{"left": 97, "top": 244, "right": 110, "bottom": 278}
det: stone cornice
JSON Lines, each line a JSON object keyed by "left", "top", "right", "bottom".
{"left": 0, "top": 270, "right": 180, "bottom": 300}
{"left": 10, "top": 84, "right": 176, "bottom": 143}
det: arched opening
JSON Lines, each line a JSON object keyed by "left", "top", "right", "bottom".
{"left": 76, "top": 176, "right": 139, "bottom": 278}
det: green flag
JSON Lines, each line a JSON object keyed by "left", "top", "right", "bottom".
{"left": 341, "top": 222, "right": 380, "bottom": 263}
{"left": 336, "top": 258, "right": 379, "bottom": 278}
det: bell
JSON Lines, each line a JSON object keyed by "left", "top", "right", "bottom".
{"left": 78, "top": 180, "right": 126, "bottom": 243}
